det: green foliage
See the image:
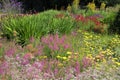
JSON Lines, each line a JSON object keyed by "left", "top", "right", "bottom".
{"left": 101, "top": 12, "right": 116, "bottom": 24}
{"left": 108, "top": 9, "right": 120, "bottom": 34}
{"left": 1, "top": 10, "right": 75, "bottom": 45}
{"left": 77, "top": 20, "right": 95, "bottom": 31}
{"left": 0, "top": 47, "right": 4, "bottom": 58}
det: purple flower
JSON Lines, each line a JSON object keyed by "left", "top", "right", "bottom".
{"left": 21, "top": 59, "right": 29, "bottom": 65}
{"left": 0, "top": 61, "right": 9, "bottom": 75}
{"left": 37, "top": 45, "right": 44, "bottom": 55}
{"left": 75, "top": 61, "right": 80, "bottom": 75}
{"left": 41, "top": 37, "right": 48, "bottom": 44}
{"left": 5, "top": 48, "right": 15, "bottom": 57}
{"left": 82, "top": 57, "right": 92, "bottom": 68}
{"left": 29, "top": 36, "right": 34, "bottom": 43}
{"left": 53, "top": 43, "right": 59, "bottom": 50}
{"left": 0, "top": 67, "right": 4, "bottom": 75}
{"left": 63, "top": 44, "right": 70, "bottom": 50}
{"left": 33, "top": 61, "right": 44, "bottom": 71}
{"left": 16, "top": 54, "right": 21, "bottom": 61}
{"left": 23, "top": 53, "right": 33, "bottom": 60}
{"left": 54, "top": 68, "right": 58, "bottom": 75}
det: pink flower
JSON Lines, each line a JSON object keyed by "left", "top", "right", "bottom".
{"left": 23, "top": 53, "right": 33, "bottom": 60}
{"left": 33, "top": 61, "right": 44, "bottom": 70}
{"left": 21, "top": 59, "right": 29, "bottom": 65}
{"left": 5, "top": 48, "right": 15, "bottom": 57}
{"left": 54, "top": 68, "right": 58, "bottom": 75}
{"left": 53, "top": 43, "right": 59, "bottom": 50}
{"left": 63, "top": 44, "right": 70, "bottom": 50}
{"left": 82, "top": 57, "right": 92, "bottom": 68}
{"left": 37, "top": 45, "right": 43, "bottom": 55}
{"left": 75, "top": 61, "right": 80, "bottom": 75}
{"left": 29, "top": 36, "right": 34, "bottom": 43}
{"left": 0, "top": 61, "right": 9, "bottom": 75}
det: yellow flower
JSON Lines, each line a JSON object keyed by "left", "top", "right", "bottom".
{"left": 39, "top": 56, "right": 47, "bottom": 59}
{"left": 100, "top": 2, "right": 106, "bottom": 10}
{"left": 115, "top": 62, "right": 120, "bottom": 66}
{"left": 68, "top": 56, "right": 71, "bottom": 59}
{"left": 56, "top": 55, "right": 61, "bottom": 59}
{"left": 43, "top": 56, "right": 47, "bottom": 59}
{"left": 74, "top": 52, "right": 79, "bottom": 55}
{"left": 96, "top": 59, "right": 100, "bottom": 62}
{"left": 95, "top": 63, "right": 100, "bottom": 68}
{"left": 77, "top": 30, "right": 82, "bottom": 32}
{"left": 13, "top": 30, "right": 17, "bottom": 37}
{"left": 67, "top": 51, "right": 72, "bottom": 55}
{"left": 62, "top": 57, "right": 67, "bottom": 60}
{"left": 87, "top": 2, "right": 96, "bottom": 12}
{"left": 112, "top": 58, "right": 118, "bottom": 61}
{"left": 87, "top": 54, "right": 93, "bottom": 59}
{"left": 96, "top": 55, "right": 101, "bottom": 59}
{"left": 58, "top": 63, "right": 63, "bottom": 67}
{"left": 102, "top": 58, "right": 106, "bottom": 63}
{"left": 67, "top": 4, "right": 72, "bottom": 12}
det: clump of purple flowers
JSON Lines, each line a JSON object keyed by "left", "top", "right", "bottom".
{"left": 1, "top": 0, "right": 23, "bottom": 14}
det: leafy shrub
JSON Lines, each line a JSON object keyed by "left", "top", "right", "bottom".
{"left": 101, "top": 12, "right": 116, "bottom": 24}
{"left": 1, "top": 10, "right": 75, "bottom": 45}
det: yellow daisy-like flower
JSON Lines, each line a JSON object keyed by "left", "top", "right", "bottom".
{"left": 115, "top": 62, "right": 120, "bottom": 66}
{"left": 56, "top": 55, "right": 61, "bottom": 59}
{"left": 62, "top": 57, "right": 67, "bottom": 60}
{"left": 67, "top": 51, "right": 72, "bottom": 55}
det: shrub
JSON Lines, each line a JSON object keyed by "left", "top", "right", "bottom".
{"left": 108, "top": 9, "right": 120, "bottom": 34}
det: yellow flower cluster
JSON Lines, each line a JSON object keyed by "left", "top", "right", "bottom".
{"left": 56, "top": 55, "right": 68, "bottom": 61}
{"left": 87, "top": 2, "right": 96, "bottom": 12}
{"left": 110, "top": 37, "right": 120, "bottom": 46}
{"left": 67, "top": 4, "right": 72, "bottom": 12}
{"left": 77, "top": 31, "right": 120, "bottom": 68}
{"left": 100, "top": 49, "right": 114, "bottom": 56}
{"left": 115, "top": 62, "right": 120, "bottom": 66}
{"left": 112, "top": 58, "right": 120, "bottom": 67}
{"left": 100, "top": 2, "right": 106, "bottom": 10}
{"left": 72, "top": 0, "right": 80, "bottom": 10}
{"left": 39, "top": 56, "right": 47, "bottom": 59}
{"left": 56, "top": 51, "right": 80, "bottom": 62}
{"left": 79, "top": 30, "right": 120, "bottom": 69}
